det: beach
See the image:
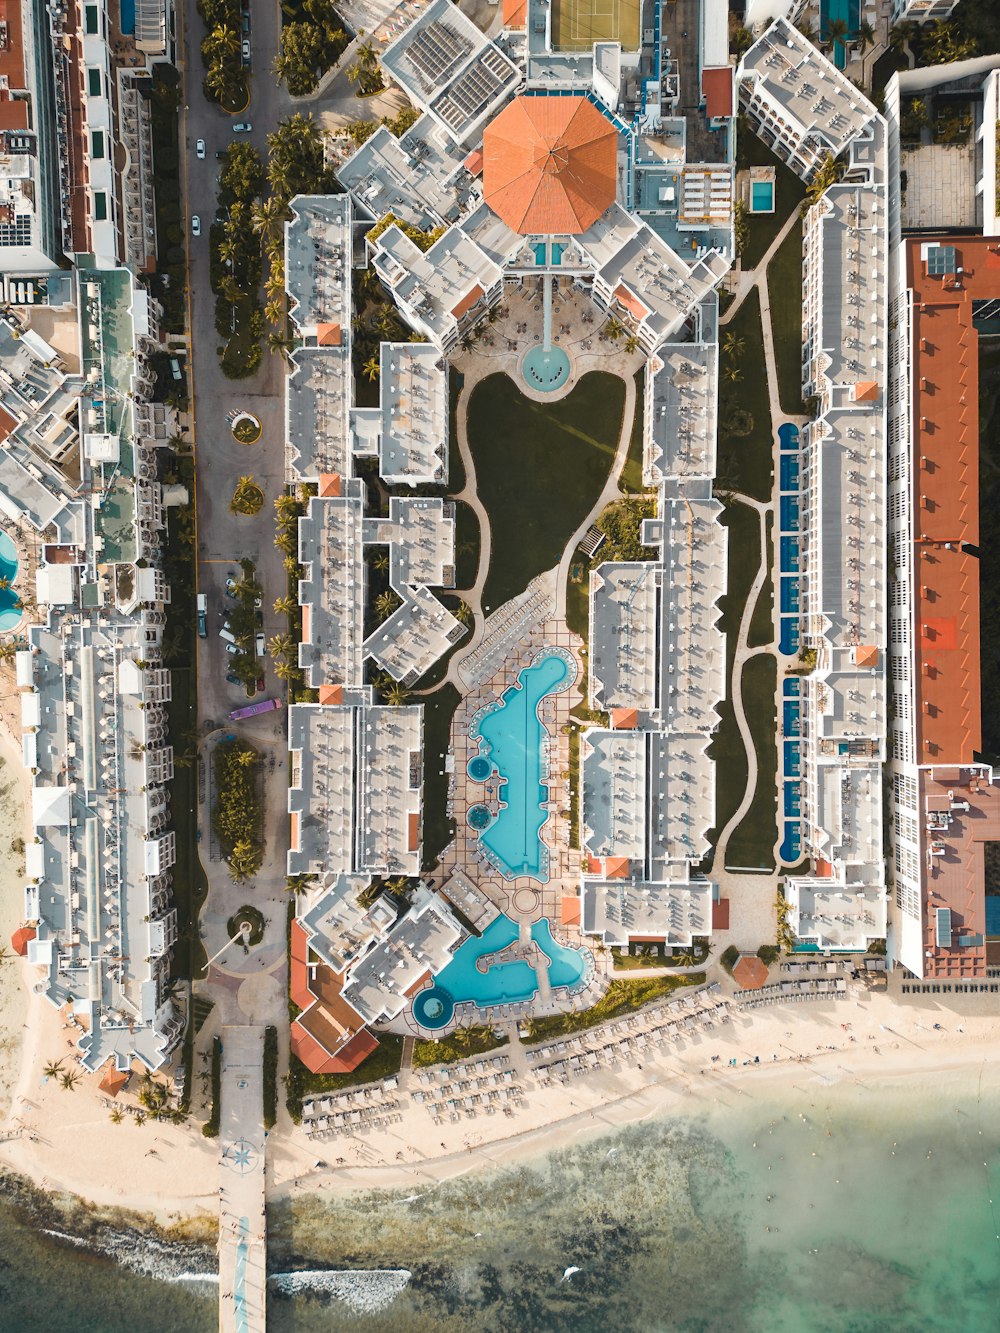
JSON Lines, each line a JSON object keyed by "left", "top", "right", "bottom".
{"left": 0, "top": 701, "right": 31, "bottom": 1121}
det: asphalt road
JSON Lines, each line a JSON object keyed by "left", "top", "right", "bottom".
{"left": 178, "top": 0, "right": 294, "bottom": 1023}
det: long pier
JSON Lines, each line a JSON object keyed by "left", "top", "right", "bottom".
{"left": 218, "top": 1025, "right": 267, "bottom": 1333}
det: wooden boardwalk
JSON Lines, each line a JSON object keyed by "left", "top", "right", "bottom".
{"left": 218, "top": 1025, "right": 267, "bottom": 1333}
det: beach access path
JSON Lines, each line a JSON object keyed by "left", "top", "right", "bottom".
{"left": 218, "top": 1025, "right": 267, "bottom": 1333}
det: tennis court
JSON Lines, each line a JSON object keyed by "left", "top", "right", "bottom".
{"left": 551, "top": 0, "right": 640, "bottom": 52}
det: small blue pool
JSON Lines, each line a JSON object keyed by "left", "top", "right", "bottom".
{"left": 783, "top": 739, "right": 801, "bottom": 777}
{"left": 779, "top": 496, "right": 800, "bottom": 533}
{"left": 472, "top": 651, "right": 574, "bottom": 881}
{"left": 779, "top": 455, "right": 799, "bottom": 492}
{"left": 119, "top": 0, "right": 136, "bottom": 33}
{"left": 784, "top": 780, "right": 802, "bottom": 818}
{"left": 780, "top": 617, "right": 800, "bottom": 655}
{"left": 750, "top": 181, "right": 774, "bottom": 213}
{"left": 783, "top": 697, "right": 800, "bottom": 736}
{"left": 779, "top": 536, "right": 800, "bottom": 573}
{"left": 780, "top": 578, "right": 800, "bottom": 614}
{"left": 523, "top": 345, "right": 570, "bottom": 393}
{"left": 468, "top": 803, "right": 492, "bottom": 831}
{"left": 412, "top": 912, "right": 588, "bottom": 1029}
{"left": 780, "top": 822, "right": 802, "bottom": 864}
{"left": 0, "top": 532, "right": 20, "bottom": 631}
{"left": 468, "top": 754, "right": 493, "bottom": 781}
{"left": 783, "top": 677, "right": 800, "bottom": 698}
{"left": 779, "top": 422, "right": 800, "bottom": 451}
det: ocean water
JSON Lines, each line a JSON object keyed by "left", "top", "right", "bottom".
{"left": 2, "top": 1071, "right": 999, "bottom": 1332}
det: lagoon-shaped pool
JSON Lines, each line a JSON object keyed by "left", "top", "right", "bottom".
{"left": 471, "top": 651, "right": 573, "bottom": 881}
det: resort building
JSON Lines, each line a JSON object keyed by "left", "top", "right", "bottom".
{"left": 883, "top": 234, "right": 1000, "bottom": 978}
{"left": 738, "top": 19, "right": 879, "bottom": 182}
{"left": 740, "top": 24, "right": 888, "bottom": 953}
{"left": 9, "top": 263, "right": 181, "bottom": 1071}
{"left": 283, "top": 0, "right": 741, "bottom": 1047}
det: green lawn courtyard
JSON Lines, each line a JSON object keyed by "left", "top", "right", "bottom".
{"left": 466, "top": 371, "right": 628, "bottom": 613}
{"left": 767, "top": 217, "right": 805, "bottom": 415}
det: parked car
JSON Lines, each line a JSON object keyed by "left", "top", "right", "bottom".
{"left": 256, "top": 676, "right": 265, "bottom": 693}
{"left": 225, "top": 642, "right": 240, "bottom": 655}
{"left": 190, "top": 214, "right": 201, "bottom": 237}
{"left": 220, "top": 628, "right": 236, "bottom": 645}
{"left": 226, "top": 672, "right": 240, "bottom": 686}
{"left": 195, "top": 138, "right": 205, "bottom": 159}
{"left": 241, "top": 12, "right": 250, "bottom": 31}
{"left": 216, "top": 149, "right": 228, "bottom": 160}
{"left": 232, "top": 121, "right": 252, "bottom": 133}
{"left": 241, "top": 37, "right": 251, "bottom": 65}
{"left": 225, "top": 574, "right": 237, "bottom": 597}
{"left": 255, "top": 632, "right": 266, "bottom": 658}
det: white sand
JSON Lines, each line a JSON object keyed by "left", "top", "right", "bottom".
{"left": 0, "top": 712, "right": 32, "bottom": 1118}
{"left": 1, "top": 969, "right": 998, "bottom": 1224}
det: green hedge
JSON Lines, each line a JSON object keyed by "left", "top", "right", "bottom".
{"left": 263, "top": 1026, "right": 278, "bottom": 1130}
{"left": 202, "top": 1035, "right": 222, "bottom": 1137}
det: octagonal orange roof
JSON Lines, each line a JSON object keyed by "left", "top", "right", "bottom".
{"left": 483, "top": 95, "right": 618, "bottom": 235}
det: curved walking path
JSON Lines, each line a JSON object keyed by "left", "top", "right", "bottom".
{"left": 714, "top": 496, "right": 771, "bottom": 871}
{"left": 554, "top": 370, "right": 636, "bottom": 620}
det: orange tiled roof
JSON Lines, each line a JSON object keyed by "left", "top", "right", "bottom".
{"left": 561, "top": 894, "right": 581, "bottom": 926}
{"left": 318, "top": 683, "right": 343, "bottom": 705}
{"left": 614, "top": 284, "right": 650, "bottom": 321}
{"left": 854, "top": 380, "right": 879, "bottom": 402}
{"left": 701, "top": 67, "right": 733, "bottom": 119}
{"left": 502, "top": 0, "right": 526, "bottom": 27}
{"left": 451, "top": 283, "right": 484, "bottom": 320}
{"left": 610, "top": 706, "right": 638, "bottom": 729}
{"left": 605, "top": 856, "right": 630, "bottom": 879}
{"left": 318, "top": 473, "right": 341, "bottom": 497}
{"left": 483, "top": 96, "right": 618, "bottom": 235}
{"left": 733, "top": 955, "right": 769, "bottom": 990}
{"left": 854, "top": 644, "right": 878, "bottom": 669}
{"left": 317, "top": 322, "right": 342, "bottom": 346}
{"left": 465, "top": 148, "right": 484, "bottom": 175}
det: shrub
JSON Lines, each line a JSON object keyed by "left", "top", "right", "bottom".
{"left": 757, "top": 944, "right": 781, "bottom": 966}
{"left": 263, "top": 1026, "right": 278, "bottom": 1129}
{"left": 720, "top": 944, "right": 740, "bottom": 974}
{"left": 202, "top": 1035, "right": 222, "bottom": 1137}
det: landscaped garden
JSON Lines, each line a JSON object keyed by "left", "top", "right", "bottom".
{"left": 735, "top": 115, "right": 807, "bottom": 271}
{"left": 727, "top": 653, "right": 779, "bottom": 871}
{"left": 226, "top": 904, "right": 266, "bottom": 946}
{"left": 766, "top": 217, "right": 805, "bottom": 415}
{"left": 212, "top": 738, "right": 263, "bottom": 881}
{"left": 522, "top": 973, "right": 704, "bottom": 1042}
{"left": 466, "top": 371, "right": 628, "bottom": 613}
{"left": 718, "top": 290, "right": 773, "bottom": 504}
{"left": 412, "top": 1024, "right": 509, "bottom": 1068}
{"left": 231, "top": 413, "right": 262, "bottom": 445}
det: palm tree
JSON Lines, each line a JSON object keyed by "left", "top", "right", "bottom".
{"left": 109, "top": 1107, "right": 124, "bottom": 1124}
{"left": 363, "top": 354, "right": 380, "bottom": 383}
{"left": 267, "top": 330, "right": 295, "bottom": 360}
{"left": 60, "top": 1070, "right": 80, "bottom": 1091}
{"left": 724, "top": 366, "right": 744, "bottom": 383}
{"left": 384, "top": 681, "right": 409, "bottom": 707}
{"left": 825, "top": 16, "right": 849, "bottom": 55}
{"left": 454, "top": 600, "right": 472, "bottom": 626}
{"left": 273, "top": 594, "right": 297, "bottom": 616}
{"left": 43, "top": 1059, "right": 64, "bottom": 1079}
{"left": 722, "top": 332, "right": 745, "bottom": 359}
{"left": 856, "top": 19, "right": 876, "bottom": 53}
{"left": 273, "top": 658, "right": 297, "bottom": 682}
{"left": 375, "top": 590, "right": 399, "bottom": 620}
{"left": 251, "top": 197, "right": 286, "bottom": 252}
{"left": 268, "top": 633, "right": 295, "bottom": 660}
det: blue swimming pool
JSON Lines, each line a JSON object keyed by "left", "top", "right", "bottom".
{"left": 783, "top": 697, "right": 800, "bottom": 736}
{"left": 778, "top": 422, "right": 800, "bottom": 451}
{"left": 412, "top": 912, "right": 588, "bottom": 1029}
{"left": 780, "top": 496, "right": 800, "bottom": 533}
{"left": 780, "top": 455, "right": 799, "bottom": 492}
{"left": 780, "top": 616, "right": 800, "bottom": 655}
{"left": 468, "top": 754, "right": 493, "bottom": 781}
{"left": 472, "top": 651, "right": 573, "bottom": 881}
{"left": 784, "top": 780, "right": 802, "bottom": 818}
{"left": 0, "top": 532, "right": 20, "bottom": 631}
{"left": 783, "top": 739, "right": 801, "bottom": 777}
{"left": 780, "top": 821, "right": 802, "bottom": 864}
{"left": 779, "top": 536, "right": 800, "bottom": 573}
{"left": 751, "top": 181, "right": 774, "bottom": 213}
{"left": 780, "top": 577, "right": 800, "bottom": 614}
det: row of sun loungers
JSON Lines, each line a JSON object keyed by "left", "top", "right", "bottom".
{"left": 737, "top": 978, "right": 848, "bottom": 1010}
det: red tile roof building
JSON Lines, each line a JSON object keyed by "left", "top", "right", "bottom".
{"left": 483, "top": 95, "right": 618, "bottom": 235}
{"left": 889, "top": 238, "right": 1000, "bottom": 978}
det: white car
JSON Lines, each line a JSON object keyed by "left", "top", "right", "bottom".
{"left": 195, "top": 138, "right": 205, "bottom": 159}
{"left": 232, "top": 121, "right": 252, "bottom": 134}
{"left": 241, "top": 38, "right": 251, "bottom": 65}
{"left": 225, "top": 642, "right": 240, "bottom": 655}
{"left": 191, "top": 214, "right": 201, "bottom": 237}
{"left": 255, "top": 632, "right": 266, "bottom": 658}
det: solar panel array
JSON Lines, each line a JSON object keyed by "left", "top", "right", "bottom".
{"left": 406, "top": 20, "right": 473, "bottom": 92}
{"left": 434, "top": 47, "right": 515, "bottom": 133}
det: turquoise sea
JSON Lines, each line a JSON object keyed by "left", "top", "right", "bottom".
{"left": 1, "top": 1071, "right": 998, "bottom": 1332}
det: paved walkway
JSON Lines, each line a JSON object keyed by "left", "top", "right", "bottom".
{"left": 218, "top": 1025, "right": 267, "bottom": 1333}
